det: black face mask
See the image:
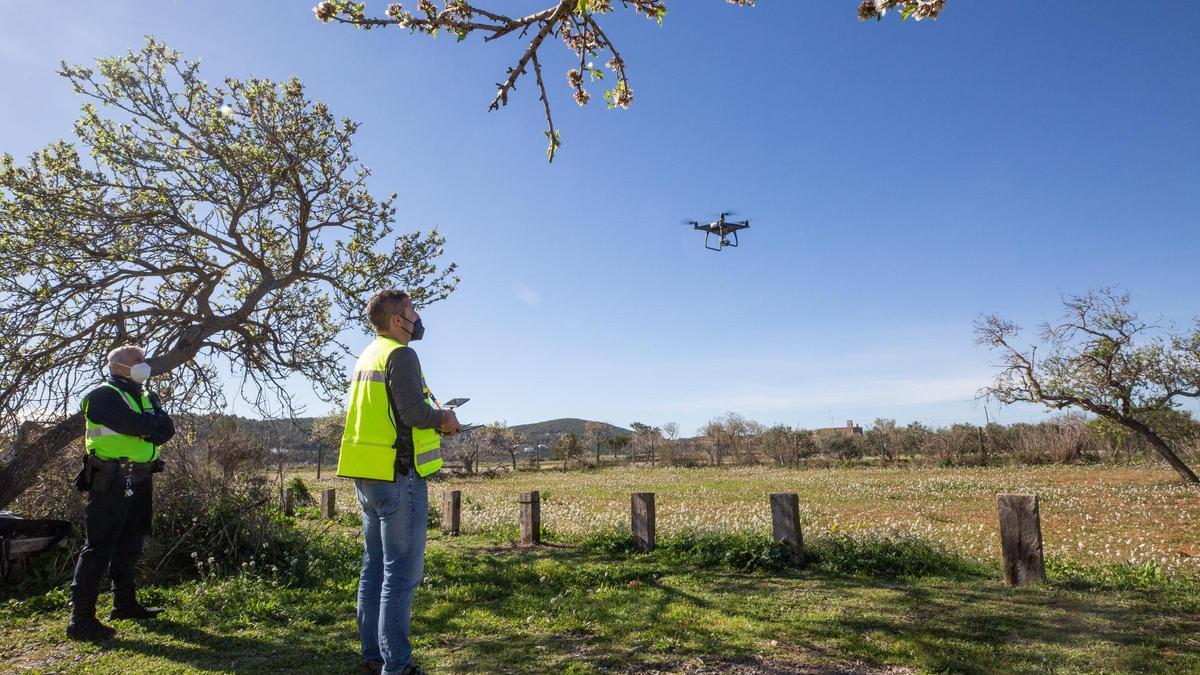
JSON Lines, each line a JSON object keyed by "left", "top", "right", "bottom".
{"left": 398, "top": 315, "right": 424, "bottom": 341}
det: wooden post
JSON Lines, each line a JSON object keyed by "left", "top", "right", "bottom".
{"left": 282, "top": 490, "right": 294, "bottom": 517}
{"left": 770, "top": 493, "right": 804, "bottom": 566}
{"left": 443, "top": 490, "right": 461, "bottom": 536}
{"left": 321, "top": 488, "right": 336, "bottom": 520}
{"left": 631, "top": 493, "right": 656, "bottom": 552}
{"left": 519, "top": 491, "right": 540, "bottom": 546}
{"left": 997, "top": 494, "right": 1046, "bottom": 586}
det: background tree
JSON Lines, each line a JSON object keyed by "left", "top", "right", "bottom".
{"left": 583, "top": 420, "right": 604, "bottom": 467}
{"left": 443, "top": 424, "right": 491, "bottom": 474}
{"left": 822, "top": 434, "right": 865, "bottom": 462}
{"left": 661, "top": 421, "right": 679, "bottom": 443}
{"left": 629, "top": 422, "right": 662, "bottom": 467}
{"left": 0, "top": 39, "right": 458, "bottom": 509}
{"left": 196, "top": 416, "right": 268, "bottom": 481}
{"left": 488, "top": 423, "right": 522, "bottom": 471}
{"left": 552, "top": 431, "right": 582, "bottom": 472}
{"left": 659, "top": 421, "right": 680, "bottom": 465}
{"left": 976, "top": 288, "right": 1200, "bottom": 483}
{"left": 865, "top": 418, "right": 897, "bottom": 463}
{"left": 308, "top": 406, "right": 346, "bottom": 479}
{"left": 706, "top": 412, "right": 754, "bottom": 465}
{"left": 604, "top": 434, "right": 630, "bottom": 463}
{"left": 313, "top": 0, "right": 944, "bottom": 160}
{"left": 759, "top": 425, "right": 794, "bottom": 467}
{"left": 897, "top": 421, "right": 930, "bottom": 460}
{"left": 701, "top": 419, "right": 725, "bottom": 467}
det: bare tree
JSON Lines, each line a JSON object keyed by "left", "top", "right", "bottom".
{"left": 710, "top": 412, "right": 753, "bottom": 464}
{"left": 484, "top": 423, "right": 520, "bottom": 471}
{"left": 584, "top": 420, "right": 604, "bottom": 467}
{"left": 659, "top": 421, "right": 680, "bottom": 465}
{"left": 308, "top": 407, "right": 346, "bottom": 479}
{"left": 701, "top": 419, "right": 724, "bottom": 467}
{"left": 632, "top": 422, "right": 663, "bottom": 467}
{"left": 0, "top": 39, "right": 458, "bottom": 508}
{"left": 443, "top": 429, "right": 482, "bottom": 475}
{"left": 976, "top": 288, "right": 1200, "bottom": 483}
{"left": 313, "top": 0, "right": 945, "bottom": 160}
{"left": 197, "top": 416, "right": 268, "bottom": 481}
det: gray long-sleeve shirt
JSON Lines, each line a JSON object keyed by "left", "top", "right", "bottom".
{"left": 385, "top": 346, "right": 445, "bottom": 435}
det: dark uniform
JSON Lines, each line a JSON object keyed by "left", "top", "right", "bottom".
{"left": 68, "top": 374, "right": 174, "bottom": 639}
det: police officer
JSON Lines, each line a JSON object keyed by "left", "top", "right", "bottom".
{"left": 67, "top": 345, "right": 175, "bottom": 641}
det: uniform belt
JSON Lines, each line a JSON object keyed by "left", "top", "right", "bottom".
{"left": 88, "top": 455, "right": 155, "bottom": 476}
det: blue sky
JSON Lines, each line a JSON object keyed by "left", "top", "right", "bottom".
{"left": 3, "top": 2, "right": 1198, "bottom": 434}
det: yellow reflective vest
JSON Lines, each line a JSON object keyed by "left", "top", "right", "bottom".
{"left": 337, "top": 336, "right": 443, "bottom": 480}
{"left": 82, "top": 384, "right": 158, "bottom": 463}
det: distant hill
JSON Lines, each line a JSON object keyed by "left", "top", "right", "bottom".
{"left": 510, "top": 418, "right": 631, "bottom": 445}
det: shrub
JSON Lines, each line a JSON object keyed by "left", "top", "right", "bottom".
{"left": 1047, "top": 557, "right": 1200, "bottom": 596}
{"left": 582, "top": 529, "right": 986, "bottom": 578}
{"left": 806, "top": 533, "right": 985, "bottom": 579}
{"left": 582, "top": 529, "right": 793, "bottom": 573}
{"left": 286, "top": 476, "right": 315, "bottom": 506}
{"left": 148, "top": 469, "right": 348, "bottom": 585}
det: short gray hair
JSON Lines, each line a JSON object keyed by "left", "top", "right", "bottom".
{"left": 107, "top": 345, "right": 145, "bottom": 369}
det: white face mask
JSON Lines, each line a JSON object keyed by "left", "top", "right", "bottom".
{"left": 129, "top": 362, "right": 152, "bottom": 384}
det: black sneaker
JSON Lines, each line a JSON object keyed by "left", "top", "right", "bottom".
{"left": 400, "top": 663, "right": 426, "bottom": 675}
{"left": 356, "top": 661, "right": 383, "bottom": 674}
{"left": 66, "top": 617, "right": 117, "bottom": 641}
{"left": 109, "top": 604, "right": 164, "bottom": 620}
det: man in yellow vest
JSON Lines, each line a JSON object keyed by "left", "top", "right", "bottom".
{"left": 337, "top": 290, "right": 460, "bottom": 675}
{"left": 67, "top": 345, "right": 174, "bottom": 641}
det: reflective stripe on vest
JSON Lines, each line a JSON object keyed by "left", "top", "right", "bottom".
{"left": 336, "top": 336, "right": 443, "bottom": 480}
{"left": 82, "top": 384, "right": 157, "bottom": 463}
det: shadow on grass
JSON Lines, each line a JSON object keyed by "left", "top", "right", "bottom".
{"left": 413, "top": 541, "right": 1200, "bottom": 674}
{"left": 7, "top": 536, "right": 1199, "bottom": 673}
{"left": 101, "top": 616, "right": 354, "bottom": 672}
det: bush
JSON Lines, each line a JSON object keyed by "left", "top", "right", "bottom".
{"left": 286, "top": 476, "right": 315, "bottom": 506}
{"left": 659, "top": 531, "right": 794, "bottom": 572}
{"left": 148, "top": 469, "right": 351, "bottom": 585}
{"left": 582, "top": 529, "right": 794, "bottom": 573}
{"left": 582, "top": 529, "right": 986, "bottom": 578}
{"left": 806, "top": 533, "right": 985, "bottom": 579}
{"left": 1047, "top": 557, "right": 1200, "bottom": 596}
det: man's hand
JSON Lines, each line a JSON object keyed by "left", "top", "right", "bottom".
{"left": 439, "top": 410, "right": 462, "bottom": 435}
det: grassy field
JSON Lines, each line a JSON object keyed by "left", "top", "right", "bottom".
{"left": 3, "top": 465, "right": 1199, "bottom": 673}
{"left": 299, "top": 464, "right": 1200, "bottom": 576}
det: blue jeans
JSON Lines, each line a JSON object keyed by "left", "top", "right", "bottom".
{"left": 354, "top": 470, "right": 428, "bottom": 674}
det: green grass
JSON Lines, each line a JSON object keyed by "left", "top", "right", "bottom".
{"left": 3, "top": 530, "right": 1199, "bottom": 673}
{"left": 291, "top": 464, "right": 1200, "bottom": 577}
{"left": 6, "top": 464, "right": 1200, "bottom": 673}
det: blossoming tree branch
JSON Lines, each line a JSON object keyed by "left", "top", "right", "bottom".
{"left": 313, "top": 0, "right": 947, "bottom": 161}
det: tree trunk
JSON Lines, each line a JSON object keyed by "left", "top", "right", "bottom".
{"left": 1121, "top": 417, "right": 1199, "bottom": 483}
{"left": 0, "top": 412, "right": 85, "bottom": 510}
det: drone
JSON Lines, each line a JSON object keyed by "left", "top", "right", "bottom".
{"left": 685, "top": 212, "right": 751, "bottom": 251}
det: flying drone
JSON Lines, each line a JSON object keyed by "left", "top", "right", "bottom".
{"left": 685, "top": 212, "right": 751, "bottom": 251}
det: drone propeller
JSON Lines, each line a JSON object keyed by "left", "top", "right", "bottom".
{"left": 682, "top": 219, "right": 700, "bottom": 227}
{"left": 717, "top": 210, "right": 738, "bottom": 220}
